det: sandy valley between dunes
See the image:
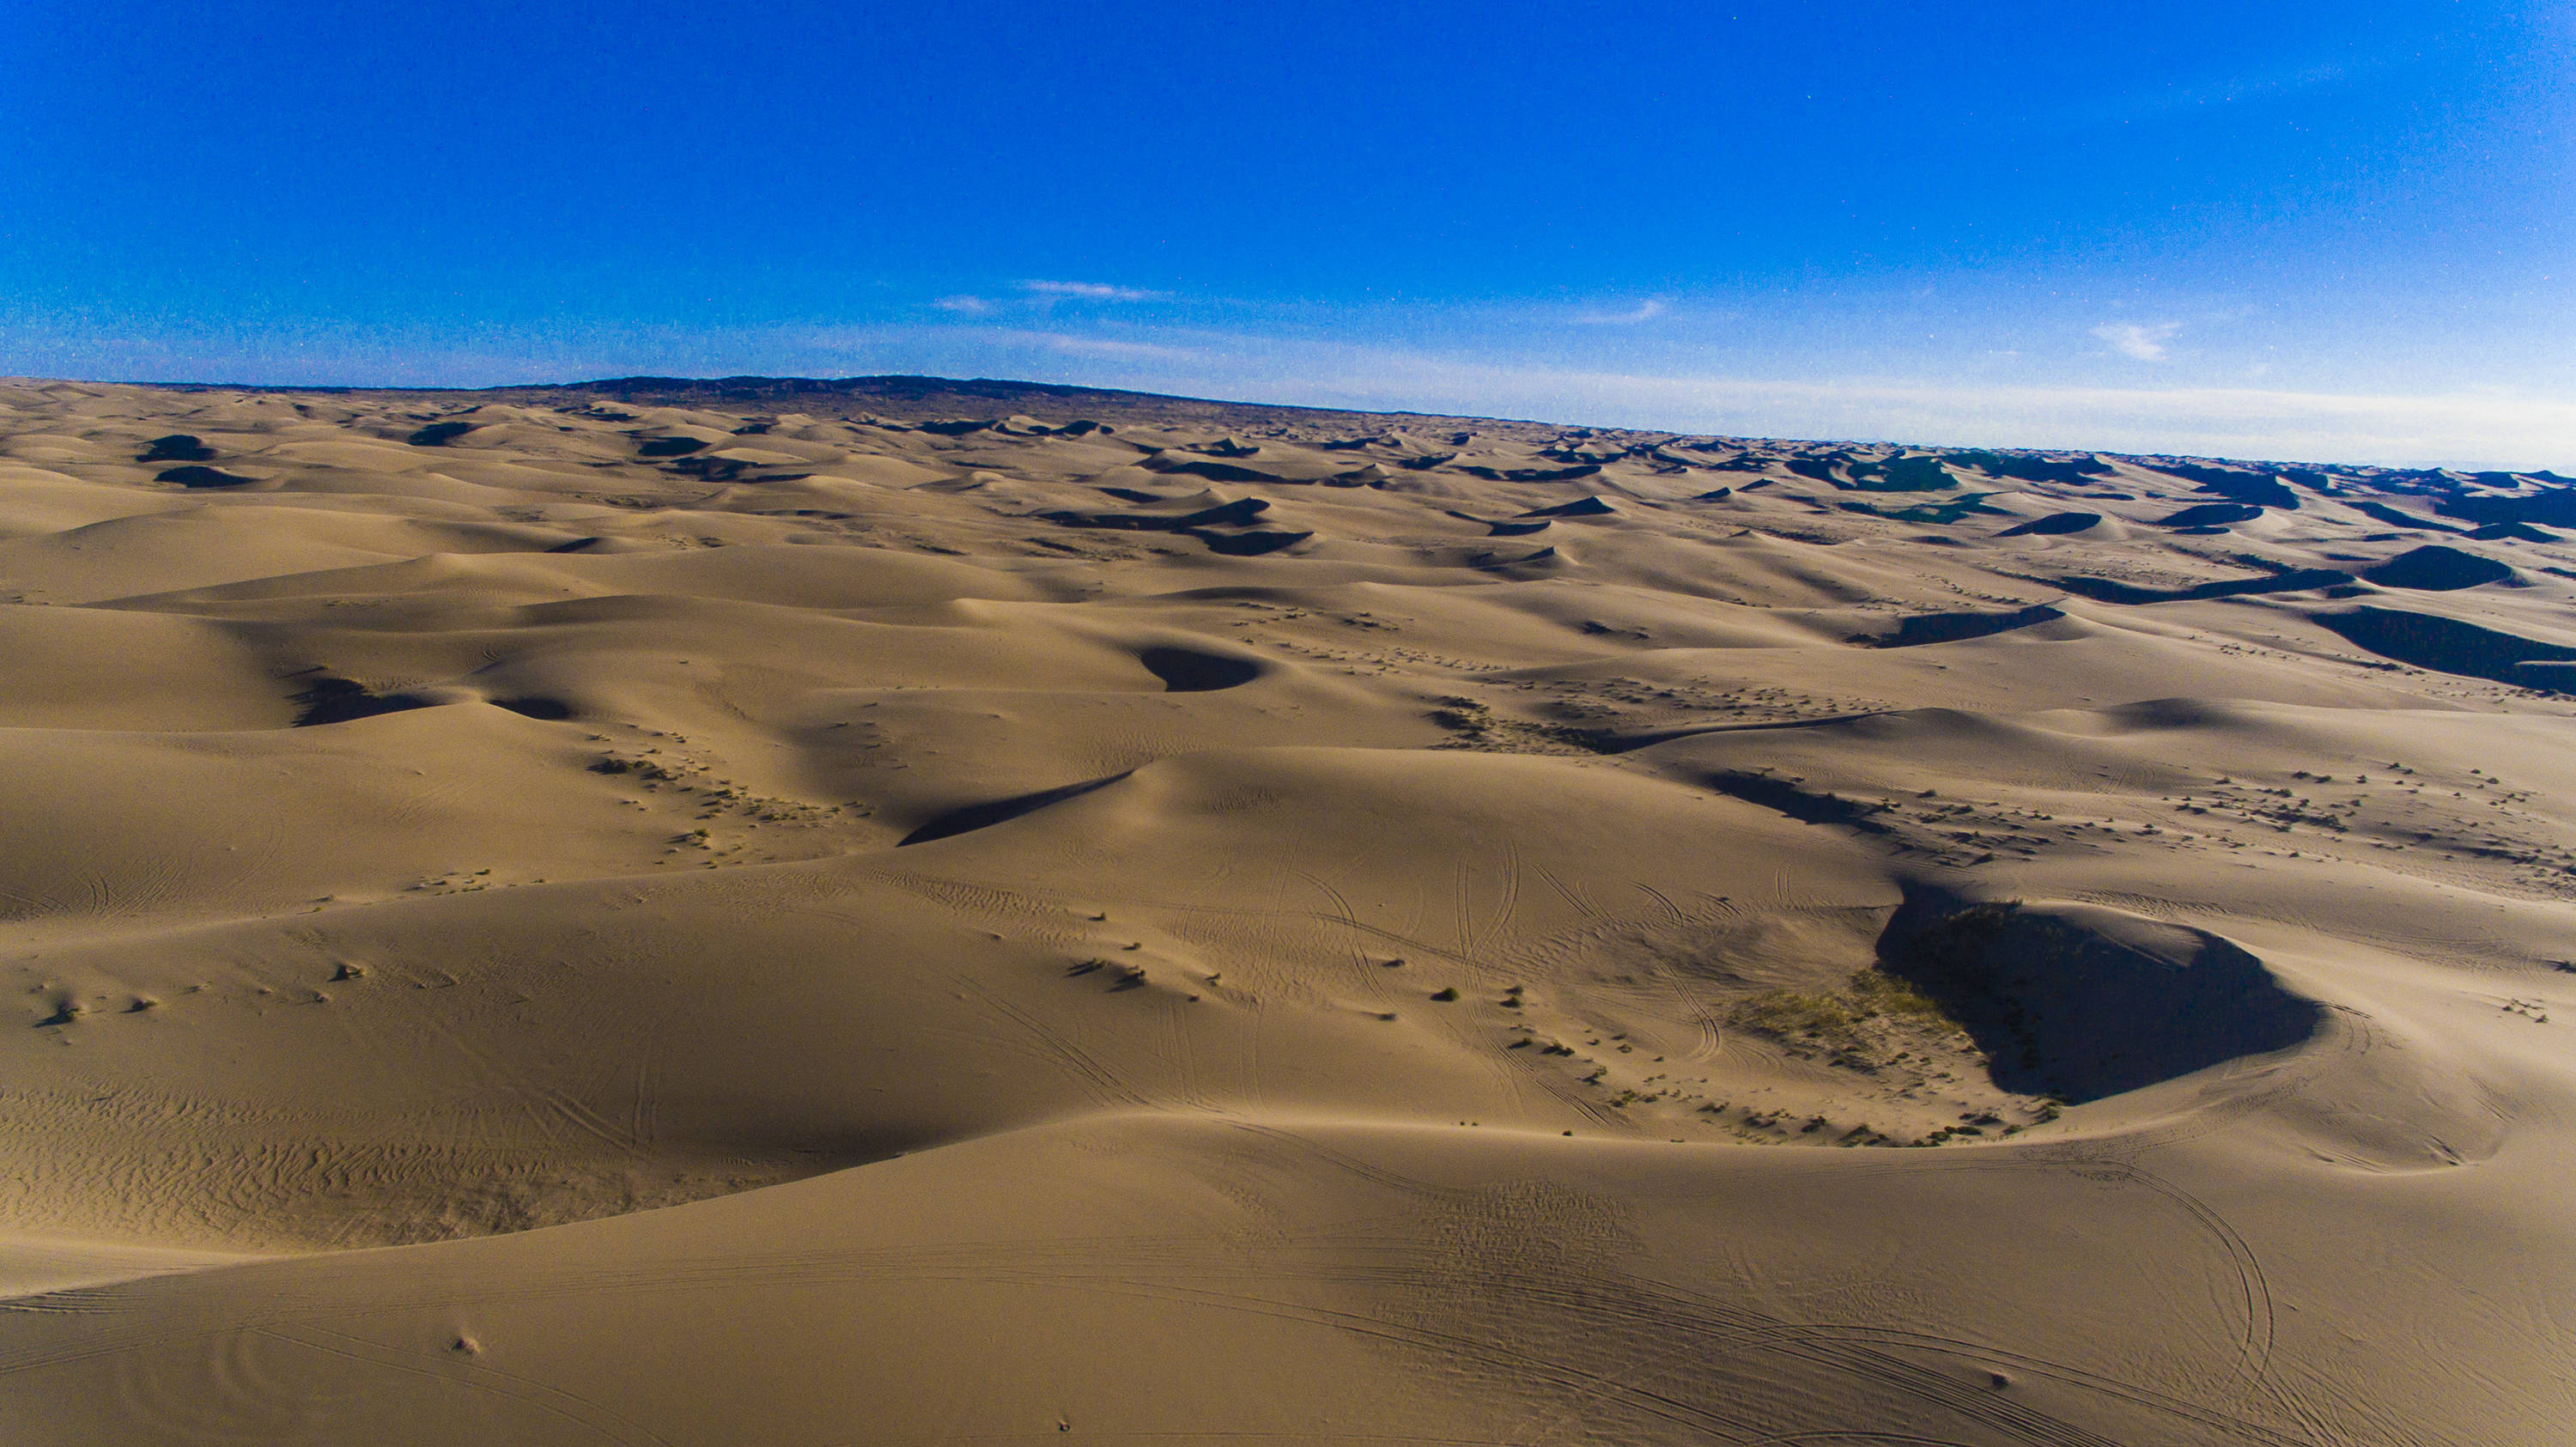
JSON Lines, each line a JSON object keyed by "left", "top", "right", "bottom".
{"left": 0, "top": 373, "right": 2570, "bottom": 1444}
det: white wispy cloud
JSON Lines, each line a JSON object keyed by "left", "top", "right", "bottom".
{"left": 1033, "top": 333, "right": 1201, "bottom": 362}
{"left": 926, "top": 283, "right": 1165, "bottom": 319}
{"left": 1019, "top": 281, "right": 1165, "bottom": 302}
{"left": 1576, "top": 300, "right": 1668, "bottom": 325}
{"left": 2083, "top": 56, "right": 2369, "bottom": 127}
{"left": 2092, "top": 321, "right": 2182, "bottom": 361}
{"left": 793, "top": 324, "right": 1201, "bottom": 366}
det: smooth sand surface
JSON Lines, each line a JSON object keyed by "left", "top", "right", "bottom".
{"left": 2, "top": 374, "right": 2572, "bottom": 1444}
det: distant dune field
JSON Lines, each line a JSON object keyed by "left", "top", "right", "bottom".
{"left": 0, "top": 374, "right": 2570, "bottom": 1445}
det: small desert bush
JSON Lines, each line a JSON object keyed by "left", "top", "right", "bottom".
{"left": 1728, "top": 968, "right": 1966, "bottom": 1055}
{"left": 1729, "top": 988, "right": 1864, "bottom": 1046}
{"left": 1847, "top": 967, "right": 1947, "bottom": 1018}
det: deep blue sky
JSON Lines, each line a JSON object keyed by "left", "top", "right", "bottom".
{"left": 5, "top": 1, "right": 2570, "bottom": 463}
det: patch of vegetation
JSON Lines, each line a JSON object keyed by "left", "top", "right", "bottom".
{"left": 1848, "top": 967, "right": 1949, "bottom": 1018}
{"left": 1889, "top": 900, "right": 2045, "bottom": 1069}
{"left": 1726, "top": 967, "right": 1963, "bottom": 1057}
{"left": 1887, "top": 897, "right": 2321, "bottom": 1101}
{"left": 1731, "top": 963, "right": 1947, "bottom": 1040}
{"left": 1728, "top": 988, "right": 1866, "bottom": 1049}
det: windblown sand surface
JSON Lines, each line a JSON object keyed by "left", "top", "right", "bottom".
{"left": 2, "top": 373, "right": 2571, "bottom": 1444}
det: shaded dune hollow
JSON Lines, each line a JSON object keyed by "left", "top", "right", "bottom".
{"left": 1879, "top": 896, "right": 2324, "bottom": 1103}
{"left": 289, "top": 673, "right": 440, "bottom": 726}
{"left": 1137, "top": 644, "right": 1264, "bottom": 691}
{"left": 1, "top": 375, "right": 2573, "bottom": 1447}
{"left": 2314, "top": 605, "right": 2576, "bottom": 690}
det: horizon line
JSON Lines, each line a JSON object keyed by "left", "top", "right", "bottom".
{"left": 10, "top": 370, "right": 2561, "bottom": 478}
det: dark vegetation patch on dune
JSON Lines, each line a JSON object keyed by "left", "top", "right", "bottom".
{"left": 1724, "top": 968, "right": 1965, "bottom": 1086}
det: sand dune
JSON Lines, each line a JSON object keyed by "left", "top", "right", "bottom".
{"left": 0, "top": 374, "right": 2570, "bottom": 1444}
